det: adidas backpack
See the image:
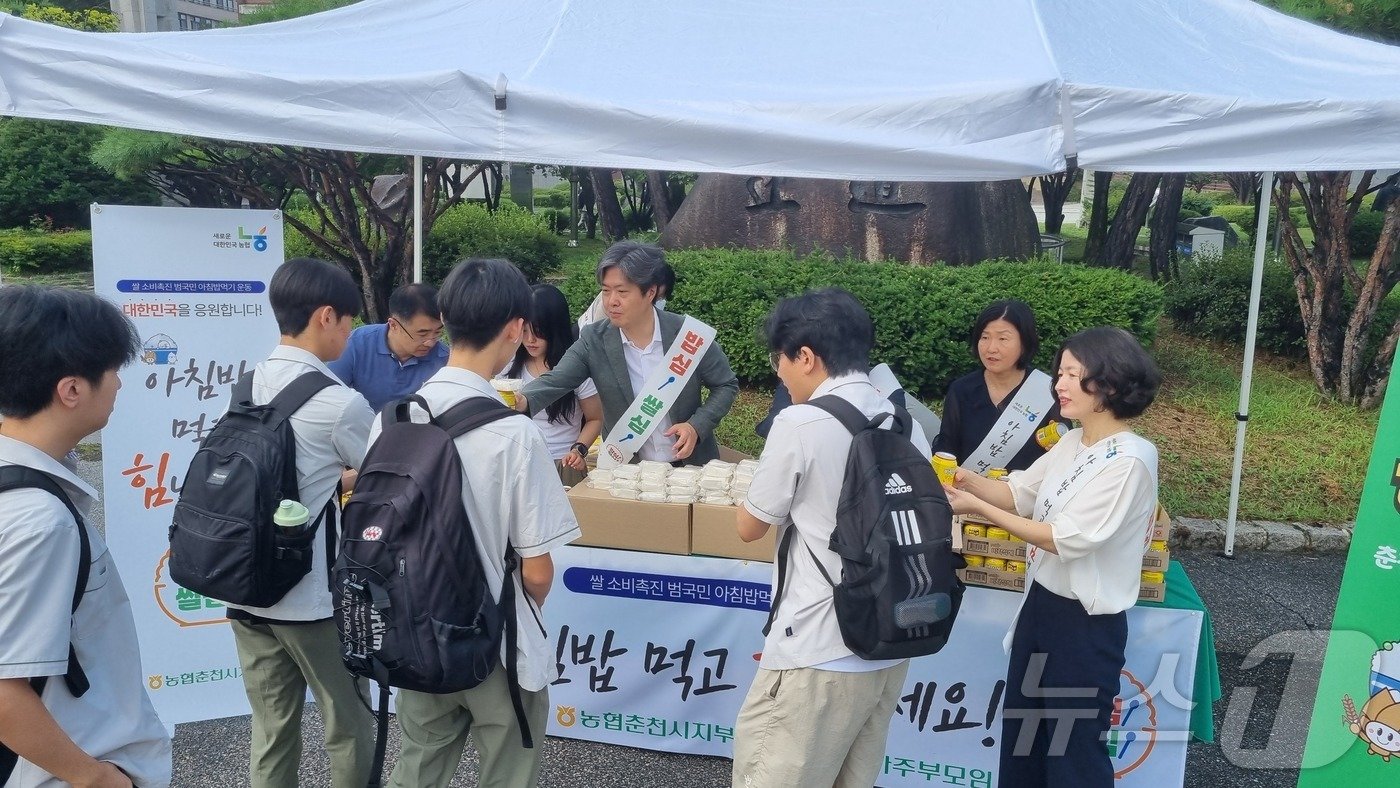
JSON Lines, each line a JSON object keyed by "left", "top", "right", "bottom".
{"left": 168, "top": 370, "right": 336, "bottom": 608}
{"left": 334, "top": 395, "right": 535, "bottom": 788}
{"left": 766, "top": 395, "right": 964, "bottom": 660}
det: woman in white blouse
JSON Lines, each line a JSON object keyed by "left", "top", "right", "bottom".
{"left": 945, "top": 326, "right": 1161, "bottom": 787}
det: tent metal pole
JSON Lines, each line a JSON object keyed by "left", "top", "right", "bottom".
{"left": 1224, "top": 170, "right": 1275, "bottom": 557}
{"left": 413, "top": 155, "right": 424, "bottom": 284}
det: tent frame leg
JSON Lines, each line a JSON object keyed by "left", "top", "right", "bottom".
{"left": 1223, "top": 171, "right": 1275, "bottom": 558}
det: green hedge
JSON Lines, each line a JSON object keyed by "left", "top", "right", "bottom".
{"left": 562, "top": 250, "right": 1162, "bottom": 396}
{"left": 283, "top": 202, "right": 562, "bottom": 284}
{"left": 422, "top": 203, "right": 561, "bottom": 284}
{"left": 1164, "top": 246, "right": 1400, "bottom": 360}
{"left": 0, "top": 228, "right": 93, "bottom": 273}
{"left": 1350, "top": 210, "right": 1387, "bottom": 258}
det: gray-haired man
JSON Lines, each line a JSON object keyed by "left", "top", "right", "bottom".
{"left": 518, "top": 242, "right": 738, "bottom": 465}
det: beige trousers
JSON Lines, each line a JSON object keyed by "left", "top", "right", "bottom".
{"left": 732, "top": 662, "right": 910, "bottom": 788}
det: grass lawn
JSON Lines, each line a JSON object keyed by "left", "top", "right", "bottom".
{"left": 712, "top": 320, "right": 1376, "bottom": 525}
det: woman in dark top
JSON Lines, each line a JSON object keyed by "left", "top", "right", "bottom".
{"left": 933, "top": 300, "right": 1066, "bottom": 473}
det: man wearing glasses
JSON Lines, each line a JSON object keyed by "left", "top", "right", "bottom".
{"left": 328, "top": 283, "right": 448, "bottom": 414}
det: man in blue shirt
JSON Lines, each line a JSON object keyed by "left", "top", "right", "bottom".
{"left": 328, "top": 283, "right": 448, "bottom": 414}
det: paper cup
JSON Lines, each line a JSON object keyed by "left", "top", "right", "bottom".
{"left": 490, "top": 377, "right": 524, "bottom": 407}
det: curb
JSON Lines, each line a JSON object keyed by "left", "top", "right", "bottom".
{"left": 1169, "top": 517, "right": 1353, "bottom": 554}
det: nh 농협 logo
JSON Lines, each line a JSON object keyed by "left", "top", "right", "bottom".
{"left": 239, "top": 226, "right": 269, "bottom": 252}
{"left": 885, "top": 473, "right": 913, "bottom": 496}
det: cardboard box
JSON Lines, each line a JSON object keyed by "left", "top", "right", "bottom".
{"left": 1153, "top": 504, "right": 1171, "bottom": 543}
{"left": 1138, "top": 580, "right": 1167, "bottom": 603}
{"left": 959, "top": 534, "right": 1029, "bottom": 561}
{"left": 690, "top": 503, "right": 775, "bottom": 562}
{"left": 565, "top": 484, "right": 691, "bottom": 555}
{"left": 956, "top": 567, "right": 1026, "bottom": 593}
{"left": 717, "top": 445, "right": 756, "bottom": 463}
{"left": 1141, "top": 547, "right": 1170, "bottom": 572}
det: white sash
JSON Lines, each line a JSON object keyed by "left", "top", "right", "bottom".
{"left": 963, "top": 369, "right": 1055, "bottom": 475}
{"left": 597, "top": 314, "right": 718, "bottom": 469}
{"left": 1001, "top": 431, "right": 1156, "bottom": 653}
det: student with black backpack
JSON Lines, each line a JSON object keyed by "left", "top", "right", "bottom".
{"left": 219, "top": 259, "right": 375, "bottom": 788}
{"left": 363, "top": 258, "right": 579, "bottom": 788}
{"left": 734, "top": 289, "right": 952, "bottom": 788}
{"left": 0, "top": 286, "right": 171, "bottom": 788}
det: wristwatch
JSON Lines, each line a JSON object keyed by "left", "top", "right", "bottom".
{"left": 572, "top": 442, "right": 589, "bottom": 457}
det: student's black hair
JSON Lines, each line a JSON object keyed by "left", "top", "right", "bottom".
{"left": 0, "top": 286, "right": 140, "bottom": 419}
{"left": 1054, "top": 326, "right": 1161, "bottom": 419}
{"left": 657, "top": 262, "right": 676, "bottom": 302}
{"left": 438, "top": 258, "right": 531, "bottom": 350}
{"left": 268, "top": 257, "right": 361, "bottom": 336}
{"left": 388, "top": 283, "right": 440, "bottom": 322}
{"left": 763, "top": 288, "right": 872, "bottom": 376}
{"left": 596, "top": 241, "right": 666, "bottom": 303}
{"left": 969, "top": 299, "right": 1040, "bottom": 370}
{"left": 507, "top": 284, "right": 579, "bottom": 424}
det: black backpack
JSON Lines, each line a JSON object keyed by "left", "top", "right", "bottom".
{"left": 334, "top": 395, "right": 534, "bottom": 788}
{"left": 0, "top": 466, "right": 91, "bottom": 784}
{"left": 168, "top": 370, "right": 336, "bottom": 608}
{"left": 765, "top": 396, "right": 964, "bottom": 660}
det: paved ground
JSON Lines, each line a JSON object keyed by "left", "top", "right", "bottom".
{"left": 71, "top": 455, "right": 1345, "bottom": 787}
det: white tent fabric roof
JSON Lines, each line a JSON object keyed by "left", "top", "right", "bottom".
{"left": 2, "top": 0, "right": 1399, "bottom": 179}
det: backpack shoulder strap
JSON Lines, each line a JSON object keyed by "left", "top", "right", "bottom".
{"left": 0, "top": 466, "right": 91, "bottom": 698}
{"left": 266, "top": 370, "right": 338, "bottom": 426}
{"left": 806, "top": 394, "right": 876, "bottom": 435}
{"left": 434, "top": 395, "right": 524, "bottom": 439}
{"left": 231, "top": 370, "right": 255, "bottom": 405}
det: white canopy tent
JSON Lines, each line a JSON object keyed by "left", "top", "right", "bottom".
{"left": 4, "top": 0, "right": 1400, "bottom": 551}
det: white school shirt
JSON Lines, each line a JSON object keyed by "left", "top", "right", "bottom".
{"left": 519, "top": 367, "right": 598, "bottom": 461}
{"left": 224, "top": 345, "right": 374, "bottom": 621}
{"left": 620, "top": 314, "right": 677, "bottom": 462}
{"left": 1006, "top": 428, "right": 1159, "bottom": 615}
{"left": 0, "top": 435, "right": 172, "bottom": 788}
{"left": 743, "top": 373, "right": 931, "bottom": 672}
{"left": 367, "top": 367, "right": 581, "bottom": 691}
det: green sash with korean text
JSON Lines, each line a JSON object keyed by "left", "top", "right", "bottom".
{"left": 597, "top": 315, "right": 717, "bottom": 469}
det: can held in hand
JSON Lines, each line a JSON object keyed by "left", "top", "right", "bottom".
{"left": 1035, "top": 422, "right": 1068, "bottom": 450}
{"left": 932, "top": 452, "right": 958, "bottom": 486}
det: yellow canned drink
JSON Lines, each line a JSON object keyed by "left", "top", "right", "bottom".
{"left": 984, "top": 558, "right": 1007, "bottom": 572}
{"left": 986, "top": 527, "right": 1011, "bottom": 541}
{"left": 1141, "top": 571, "right": 1166, "bottom": 584}
{"left": 986, "top": 467, "right": 1009, "bottom": 480}
{"left": 1035, "top": 421, "right": 1068, "bottom": 450}
{"left": 963, "top": 554, "right": 985, "bottom": 568}
{"left": 1008, "top": 533, "right": 1025, "bottom": 544}
{"left": 1149, "top": 540, "right": 1169, "bottom": 553}
{"left": 931, "top": 452, "right": 958, "bottom": 486}
{"left": 1004, "top": 560, "right": 1026, "bottom": 574}
{"left": 963, "top": 523, "right": 986, "bottom": 539}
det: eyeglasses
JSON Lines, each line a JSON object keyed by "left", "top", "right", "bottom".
{"left": 392, "top": 318, "right": 443, "bottom": 346}
{"left": 769, "top": 351, "right": 783, "bottom": 372}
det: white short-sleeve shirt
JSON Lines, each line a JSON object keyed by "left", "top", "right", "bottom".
{"left": 1006, "top": 428, "right": 1159, "bottom": 615}
{"left": 0, "top": 435, "right": 172, "bottom": 788}
{"left": 367, "top": 367, "right": 581, "bottom": 691}
{"left": 223, "top": 344, "right": 375, "bottom": 621}
{"left": 519, "top": 367, "right": 598, "bottom": 461}
{"left": 743, "top": 373, "right": 931, "bottom": 671}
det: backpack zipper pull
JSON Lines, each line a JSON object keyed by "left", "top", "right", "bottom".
{"left": 398, "top": 558, "right": 406, "bottom": 577}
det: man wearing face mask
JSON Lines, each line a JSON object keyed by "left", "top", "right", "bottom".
{"left": 519, "top": 243, "right": 737, "bottom": 466}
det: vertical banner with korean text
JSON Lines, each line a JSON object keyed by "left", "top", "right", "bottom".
{"left": 545, "top": 546, "right": 1199, "bottom": 786}
{"left": 1299, "top": 350, "right": 1400, "bottom": 784}
{"left": 92, "top": 205, "right": 282, "bottom": 724}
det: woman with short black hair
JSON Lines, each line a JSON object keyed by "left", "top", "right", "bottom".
{"left": 933, "top": 299, "right": 1066, "bottom": 473}
{"left": 944, "top": 325, "right": 1162, "bottom": 787}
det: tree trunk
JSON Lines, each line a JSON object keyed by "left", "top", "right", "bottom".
{"left": 1226, "top": 172, "right": 1260, "bottom": 205}
{"left": 578, "top": 174, "right": 598, "bottom": 239}
{"left": 591, "top": 168, "right": 626, "bottom": 241}
{"left": 647, "top": 170, "right": 675, "bottom": 231}
{"left": 1149, "top": 174, "right": 1186, "bottom": 281}
{"left": 1082, "top": 171, "right": 1113, "bottom": 263}
{"left": 1097, "top": 172, "right": 1162, "bottom": 269}
{"left": 1036, "top": 166, "right": 1080, "bottom": 235}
